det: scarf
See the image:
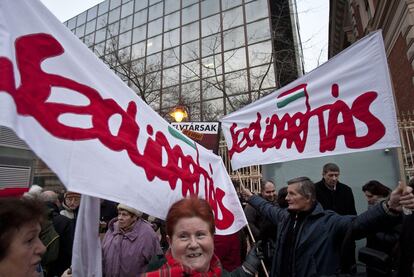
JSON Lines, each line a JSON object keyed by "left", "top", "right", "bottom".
{"left": 143, "top": 250, "right": 223, "bottom": 277}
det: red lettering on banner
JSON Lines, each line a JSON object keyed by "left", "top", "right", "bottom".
{"left": 0, "top": 33, "right": 233, "bottom": 230}
{"left": 228, "top": 84, "right": 385, "bottom": 158}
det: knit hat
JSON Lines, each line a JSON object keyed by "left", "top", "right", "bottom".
{"left": 64, "top": 191, "right": 81, "bottom": 199}
{"left": 117, "top": 203, "right": 142, "bottom": 217}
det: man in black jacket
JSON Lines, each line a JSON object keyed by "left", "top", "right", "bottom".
{"left": 314, "top": 163, "right": 356, "bottom": 215}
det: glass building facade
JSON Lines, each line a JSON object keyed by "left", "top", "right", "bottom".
{"left": 64, "top": 0, "right": 302, "bottom": 121}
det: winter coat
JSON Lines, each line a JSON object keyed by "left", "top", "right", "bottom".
{"left": 249, "top": 195, "right": 401, "bottom": 277}
{"left": 314, "top": 179, "right": 357, "bottom": 215}
{"left": 102, "top": 217, "right": 163, "bottom": 277}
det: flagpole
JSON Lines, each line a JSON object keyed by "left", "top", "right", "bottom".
{"left": 237, "top": 171, "right": 269, "bottom": 277}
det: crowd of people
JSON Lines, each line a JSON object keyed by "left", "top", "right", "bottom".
{"left": 0, "top": 162, "right": 414, "bottom": 277}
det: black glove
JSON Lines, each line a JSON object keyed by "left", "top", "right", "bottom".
{"left": 242, "top": 241, "right": 264, "bottom": 275}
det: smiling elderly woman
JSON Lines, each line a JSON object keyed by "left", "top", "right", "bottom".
{"left": 0, "top": 197, "right": 47, "bottom": 277}
{"left": 142, "top": 197, "right": 261, "bottom": 277}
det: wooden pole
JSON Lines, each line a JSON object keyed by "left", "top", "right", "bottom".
{"left": 237, "top": 171, "right": 269, "bottom": 277}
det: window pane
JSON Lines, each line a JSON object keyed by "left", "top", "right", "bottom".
{"left": 149, "top": 2, "right": 163, "bottom": 20}
{"left": 94, "top": 41, "right": 105, "bottom": 55}
{"left": 95, "top": 28, "right": 106, "bottom": 43}
{"left": 77, "top": 12, "right": 87, "bottom": 26}
{"left": 147, "top": 35, "right": 162, "bottom": 54}
{"left": 201, "top": 15, "right": 220, "bottom": 37}
{"left": 146, "top": 53, "right": 162, "bottom": 72}
{"left": 224, "top": 47, "right": 246, "bottom": 72}
{"left": 182, "top": 81, "right": 200, "bottom": 104}
{"left": 75, "top": 24, "right": 85, "bottom": 37}
{"left": 223, "top": 26, "right": 245, "bottom": 51}
{"left": 85, "top": 19, "right": 96, "bottom": 35}
{"left": 222, "top": 0, "right": 242, "bottom": 10}
{"left": 148, "top": 18, "right": 163, "bottom": 37}
{"left": 182, "top": 40, "right": 199, "bottom": 62}
{"left": 120, "top": 15, "right": 133, "bottom": 33}
{"left": 84, "top": 33, "right": 95, "bottom": 46}
{"left": 201, "top": 55, "right": 222, "bottom": 77}
{"left": 108, "top": 7, "right": 121, "bottom": 24}
{"left": 164, "top": 11, "right": 179, "bottom": 31}
{"left": 182, "top": 22, "right": 199, "bottom": 43}
{"left": 245, "top": 0, "right": 268, "bottom": 22}
{"left": 119, "top": 30, "right": 131, "bottom": 48}
{"left": 202, "top": 79, "right": 223, "bottom": 100}
{"left": 133, "top": 25, "right": 147, "bottom": 43}
{"left": 202, "top": 98, "right": 224, "bottom": 120}
{"left": 161, "top": 86, "right": 179, "bottom": 108}
{"left": 87, "top": 6, "right": 98, "bottom": 21}
{"left": 165, "top": 0, "right": 180, "bottom": 14}
{"left": 162, "top": 66, "right": 179, "bottom": 87}
{"left": 163, "top": 47, "right": 180, "bottom": 67}
{"left": 222, "top": 7, "right": 243, "bottom": 30}
{"left": 98, "top": 1, "right": 109, "bottom": 16}
{"left": 110, "top": 0, "right": 121, "bottom": 9}
{"left": 225, "top": 70, "right": 248, "bottom": 95}
{"left": 248, "top": 41, "right": 272, "bottom": 67}
{"left": 118, "top": 46, "right": 131, "bottom": 61}
{"left": 182, "top": 4, "right": 199, "bottom": 25}
{"left": 246, "top": 19, "right": 270, "bottom": 44}
{"left": 68, "top": 18, "right": 76, "bottom": 29}
{"left": 131, "top": 42, "right": 146, "bottom": 59}
{"left": 250, "top": 64, "right": 276, "bottom": 91}
{"left": 134, "top": 10, "right": 147, "bottom": 27}
{"left": 164, "top": 29, "right": 180, "bottom": 49}
{"left": 135, "top": 0, "right": 148, "bottom": 12}
{"left": 121, "top": 1, "right": 134, "bottom": 18}
{"left": 107, "top": 22, "right": 120, "bottom": 36}
{"left": 181, "top": 61, "right": 199, "bottom": 82}
{"left": 97, "top": 14, "right": 108, "bottom": 28}
{"left": 201, "top": 35, "right": 221, "bottom": 57}
{"left": 201, "top": 0, "right": 219, "bottom": 18}
{"left": 183, "top": 0, "right": 199, "bottom": 8}
{"left": 145, "top": 71, "right": 161, "bottom": 92}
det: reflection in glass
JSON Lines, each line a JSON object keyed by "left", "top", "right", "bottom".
{"left": 182, "top": 40, "right": 200, "bottom": 62}
{"left": 201, "top": 55, "right": 222, "bottom": 78}
{"left": 85, "top": 19, "right": 97, "bottom": 35}
{"left": 161, "top": 86, "right": 179, "bottom": 108}
{"left": 222, "top": 7, "right": 243, "bottom": 30}
{"left": 224, "top": 47, "right": 246, "bottom": 72}
{"left": 248, "top": 41, "right": 272, "bottom": 67}
{"left": 84, "top": 33, "right": 95, "bottom": 47}
{"left": 182, "top": 22, "right": 199, "bottom": 43}
{"left": 162, "top": 66, "right": 179, "bottom": 87}
{"left": 182, "top": 4, "right": 199, "bottom": 25}
{"left": 120, "top": 15, "right": 133, "bottom": 33}
{"left": 181, "top": 61, "right": 200, "bottom": 82}
{"left": 225, "top": 70, "right": 248, "bottom": 95}
{"left": 201, "top": 14, "right": 220, "bottom": 37}
{"left": 164, "top": 29, "right": 180, "bottom": 49}
{"left": 250, "top": 64, "right": 276, "bottom": 91}
{"left": 98, "top": 1, "right": 109, "bottom": 16}
{"left": 119, "top": 31, "right": 132, "bottom": 48}
{"left": 149, "top": 2, "right": 163, "bottom": 20}
{"left": 222, "top": 0, "right": 242, "bottom": 11}
{"left": 107, "top": 22, "right": 119, "bottom": 36}
{"left": 87, "top": 6, "right": 98, "bottom": 21}
{"left": 134, "top": 10, "right": 147, "bottom": 27}
{"left": 201, "top": 35, "right": 221, "bottom": 57}
{"left": 165, "top": 0, "right": 180, "bottom": 14}
{"left": 148, "top": 18, "right": 163, "bottom": 37}
{"left": 245, "top": 0, "right": 268, "bottom": 22}
{"left": 147, "top": 35, "right": 162, "bottom": 54}
{"left": 97, "top": 14, "right": 108, "bottom": 28}
{"left": 201, "top": 0, "right": 220, "bottom": 18}
{"left": 121, "top": 1, "right": 134, "bottom": 18}
{"left": 108, "top": 7, "right": 121, "bottom": 24}
{"left": 110, "top": 0, "right": 122, "bottom": 9}
{"left": 146, "top": 53, "right": 162, "bottom": 72}
{"left": 223, "top": 26, "right": 245, "bottom": 51}
{"left": 135, "top": 0, "right": 148, "bottom": 12}
{"left": 164, "top": 11, "right": 179, "bottom": 31}
{"left": 202, "top": 98, "right": 224, "bottom": 120}
{"left": 132, "top": 25, "right": 146, "bottom": 43}
{"left": 95, "top": 28, "right": 107, "bottom": 43}
{"left": 163, "top": 47, "right": 180, "bottom": 67}
{"left": 77, "top": 12, "right": 87, "bottom": 26}
{"left": 76, "top": 25, "right": 85, "bottom": 37}
{"left": 131, "top": 41, "right": 146, "bottom": 59}
{"left": 202, "top": 78, "right": 223, "bottom": 100}
{"left": 246, "top": 19, "right": 270, "bottom": 44}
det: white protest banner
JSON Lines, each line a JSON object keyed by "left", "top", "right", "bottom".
{"left": 221, "top": 31, "right": 400, "bottom": 170}
{"left": 0, "top": 0, "right": 246, "bottom": 235}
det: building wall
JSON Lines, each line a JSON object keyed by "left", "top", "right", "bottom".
{"left": 64, "top": 0, "right": 301, "bottom": 121}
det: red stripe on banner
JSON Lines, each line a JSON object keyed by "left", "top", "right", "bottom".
{"left": 0, "top": 187, "right": 29, "bottom": 198}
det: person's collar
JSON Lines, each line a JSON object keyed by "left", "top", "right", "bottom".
{"left": 323, "top": 179, "right": 336, "bottom": 191}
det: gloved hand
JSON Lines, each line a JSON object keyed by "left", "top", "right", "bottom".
{"left": 242, "top": 241, "right": 264, "bottom": 275}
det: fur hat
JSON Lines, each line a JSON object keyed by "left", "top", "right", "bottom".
{"left": 117, "top": 204, "right": 142, "bottom": 217}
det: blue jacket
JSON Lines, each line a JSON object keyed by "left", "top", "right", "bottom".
{"left": 248, "top": 195, "right": 400, "bottom": 277}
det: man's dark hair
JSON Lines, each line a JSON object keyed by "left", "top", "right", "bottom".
{"left": 362, "top": 180, "right": 391, "bottom": 197}
{"left": 323, "top": 163, "right": 340, "bottom": 173}
{"left": 260, "top": 179, "right": 275, "bottom": 192}
{"left": 287, "top": 176, "right": 316, "bottom": 202}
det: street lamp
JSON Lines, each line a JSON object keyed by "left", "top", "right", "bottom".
{"left": 169, "top": 105, "right": 188, "bottom": 122}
